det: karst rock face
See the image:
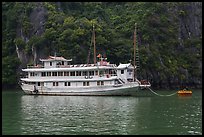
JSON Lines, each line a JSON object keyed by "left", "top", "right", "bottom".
{"left": 3, "top": 2, "right": 202, "bottom": 89}
{"left": 16, "top": 2, "right": 48, "bottom": 69}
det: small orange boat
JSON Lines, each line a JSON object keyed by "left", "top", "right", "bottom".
{"left": 177, "top": 89, "right": 192, "bottom": 96}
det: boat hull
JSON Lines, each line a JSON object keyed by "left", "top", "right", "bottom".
{"left": 20, "top": 83, "right": 151, "bottom": 96}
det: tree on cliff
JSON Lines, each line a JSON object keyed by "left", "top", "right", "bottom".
{"left": 2, "top": 2, "right": 202, "bottom": 89}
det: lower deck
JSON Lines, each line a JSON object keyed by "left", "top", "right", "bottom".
{"left": 20, "top": 81, "right": 142, "bottom": 96}
{"left": 21, "top": 79, "right": 121, "bottom": 88}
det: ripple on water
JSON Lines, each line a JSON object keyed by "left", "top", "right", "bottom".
{"left": 187, "top": 130, "right": 202, "bottom": 135}
{"left": 2, "top": 91, "right": 202, "bottom": 135}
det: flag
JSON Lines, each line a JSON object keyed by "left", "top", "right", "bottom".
{"left": 97, "top": 54, "right": 101, "bottom": 58}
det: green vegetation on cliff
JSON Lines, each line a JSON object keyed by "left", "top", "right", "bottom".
{"left": 2, "top": 2, "right": 202, "bottom": 89}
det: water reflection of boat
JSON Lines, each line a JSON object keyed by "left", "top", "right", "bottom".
{"left": 20, "top": 95, "right": 152, "bottom": 134}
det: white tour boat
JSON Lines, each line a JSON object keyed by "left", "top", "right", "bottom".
{"left": 20, "top": 24, "right": 151, "bottom": 96}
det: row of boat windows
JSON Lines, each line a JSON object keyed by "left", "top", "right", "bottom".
{"left": 30, "top": 70, "right": 116, "bottom": 77}
{"left": 26, "top": 81, "right": 105, "bottom": 86}
{"left": 53, "top": 81, "right": 104, "bottom": 86}
{"left": 53, "top": 82, "right": 73, "bottom": 86}
{"left": 50, "top": 61, "right": 65, "bottom": 66}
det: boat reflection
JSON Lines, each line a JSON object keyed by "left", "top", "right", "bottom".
{"left": 20, "top": 95, "right": 151, "bottom": 134}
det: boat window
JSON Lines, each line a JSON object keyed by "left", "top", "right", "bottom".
{"left": 64, "top": 71, "right": 69, "bottom": 76}
{"left": 57, "top": 62, "right": 61, "bottom": 66}
{"left": 99, "top": 70, "right": 104, "bottom": 76}
{"left": 38, "top": 82, "right": 40, "bottom": 86}
{"left": 53, "top": 82, "right": 58, "bottom": 86}
{"left": 64, "top": 82, "right": 71, "bottom": 86}
{"left": 97, "top": 81, "right": 104, "bottom": 86}
{"left": 112, "top": 70, "right": 116, "bottom": 75}
{"left": 30, "top": 72, "right": 35, "bottom": 77}
{"left": 70, "top": 71, "right": 75, "bottom": 76}
{"left": 50, "top": 62, "right": 52, "bottom": 66}
{"left": 83, "top": 82, "right": 89, "bottom": 86}
{"left": 48, "top": 72, "right": 51, "bottom": 76}
{"left": 121, "top": 70, "right": 124, "bottom": 74}
{"left": 95, "top": 71, "right": 98, "bottom": 75}
{"left": 68, "top": 82, "right": 71, "bottom": 86}
{"left": 82, "top": 71, "right": 87, "bottom": 76}
{"left": 58, "top": 72, "right": 63, "bottom": 76}
{"left": 101, "top": 81, "right": 104, "bottom": 85}
{"left": 52, "top": 72, "right": 57, "bottom": 76}
{"left": 79, "top": 71, "right": 81, "bottom": 76}
{"left": 61, "top": 61, "right": 64, "bottom": 65}
{"left": 76, "top": 71, "right": 80, "bottom": 76}
{"left": 97, "top": 81, "right": 100, "bottom": 86}
{"left": 42, "top": 72, "right": 46, "bottom": 77}
{"left": 89, "top": 71, "right": 94, "bottom": 76}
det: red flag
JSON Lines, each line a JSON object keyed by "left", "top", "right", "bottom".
{"left": 97, "top": 54, "right": 101, "bottom": 58}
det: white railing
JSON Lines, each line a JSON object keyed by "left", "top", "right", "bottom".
{"left": 27, "top": 65, "right": 44, "bottom": 68}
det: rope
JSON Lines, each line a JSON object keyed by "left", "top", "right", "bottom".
{"left": 147, "top": 87, "right": 177, "bottom": 97}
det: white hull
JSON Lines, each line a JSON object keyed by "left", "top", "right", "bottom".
{"left": 20, "top": 82, "right": 148, "bottom": 96}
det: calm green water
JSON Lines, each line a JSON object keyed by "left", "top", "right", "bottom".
{"left": 2, "top": 89, "right": 202, "bottom": 135}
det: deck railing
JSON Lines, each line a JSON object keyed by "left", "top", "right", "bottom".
{"left": 27, "top": 65, "right": 44, "bottom": 68}
{"left": 57, "top": 64, "right": 117, "bottom": 68}
{"left": 26, "top": 63, "right": 117, "bottom": 69}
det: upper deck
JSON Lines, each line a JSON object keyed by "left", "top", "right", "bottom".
{"left": 23, "top": 55, "right": 117, "bottom": 72}
{"left": 23, "top": 63, "right": 117, "bottom": 72}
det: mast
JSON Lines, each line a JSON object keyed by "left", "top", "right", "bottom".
{"left": 93, "top": 24, "right": 96, "bottom": 64}
{"left": 133, "top": 23, "right": 137, "bottom": 82}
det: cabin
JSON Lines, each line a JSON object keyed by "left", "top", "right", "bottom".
{"left": 117, "top": 63, "right": 134, "bottom": 82}
{"left": 40, "top": 56, "right": 72, "bottom": 68}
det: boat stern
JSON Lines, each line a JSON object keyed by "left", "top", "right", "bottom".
{"left": 20, "top": 83, "right": 36, "bottom": 94}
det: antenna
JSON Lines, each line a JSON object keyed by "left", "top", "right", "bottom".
{"left": 87, "top": 26, "right": 93, "bottom": 64}
{"left": 93, "top": 24, "right": 96, "bottom": 64}
{"left": 133, "top": 23, "right": 137, "bottom": 82}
